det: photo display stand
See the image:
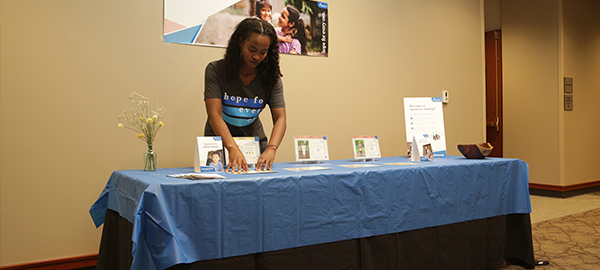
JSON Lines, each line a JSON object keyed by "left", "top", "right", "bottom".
{"left": 352, "top": 136, "right": 381, "bottom": 161}
{"left": 194, "top": 136, "right": 225, "bottom": 172}
{"left": 225, "top": 137, "right": 260, "bottom": 168}
{"left": 404, "top": 97, "right": 447, "bottom": 161}
{"left": 294, "top": 136, "right": 329, "bottom": 163}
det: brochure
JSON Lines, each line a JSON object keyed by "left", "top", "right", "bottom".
{"left": 194, "top": 136, "right": 225, "bottom": 172}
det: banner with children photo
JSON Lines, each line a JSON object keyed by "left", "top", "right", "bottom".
{"left": 164, "top": 0, "right": 329, "bottom": 57}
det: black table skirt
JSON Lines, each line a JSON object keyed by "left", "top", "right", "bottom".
{"left": 97, "top": 209, "right": 535, "bottom": 270}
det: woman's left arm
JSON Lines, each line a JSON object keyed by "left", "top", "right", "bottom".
{"left": 257, "top": 107, "right": 287, "bottom": 170}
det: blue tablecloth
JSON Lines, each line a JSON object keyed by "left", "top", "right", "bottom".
{"left": 90, "top": 156, "right": 531, "bottom": 270}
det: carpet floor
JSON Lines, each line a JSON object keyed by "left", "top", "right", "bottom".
{"left": 499, "top": 207, "right": 600, "bottom": 269}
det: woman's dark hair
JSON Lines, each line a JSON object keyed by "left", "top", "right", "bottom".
{"left": 255, "top": 0, "right": 272, "bottom": 17}
{"left": 225, "top": 18, "right": 282, "bottom": 91}
{"left": 286, "top": 6, "right": 307, "bottom": 55}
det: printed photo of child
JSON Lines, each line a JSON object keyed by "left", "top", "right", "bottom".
{"left": 298, "top": 140, "right": 310, "bottom": 159}
{"left": 355, "top": 140, "right": 366, "bottom": 158}
{"left": 206, "top": 150, "right": 224, "bottom": 172}
{"left": 423, "top": 144, "right": 434, "bottom": 161}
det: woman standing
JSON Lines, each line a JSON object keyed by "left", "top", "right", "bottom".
{"left": 204, "top": 18, "right": 286, "bottom": 173}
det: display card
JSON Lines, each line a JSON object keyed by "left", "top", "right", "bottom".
{"left": 294, "top": 136, "right": 329, "bottom": 162}
{"left": 224, "top": 137, "right": 260, "bottom": 167}
{"left": 194, "top": 136, "right": 225, "bottom": 172}
{"left": 404, "top": 97, "right": 447, "bottom": 158}
{"left": 352, "top": 136, "right": 381, "bottom": 160}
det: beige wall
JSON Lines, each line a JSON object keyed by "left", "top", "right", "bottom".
{"left": 562, "top": 0, "right": 600, "bottom": 186}
{"left": 484, "top": 0, "right": 502, "bottom": 31}
{"left": 0, "top": 0, "right": 487, "bottom": 266}
{"left": 501, "top": 0, "right": 562, "bottom": 185}
{"left": 501, "top": 0, "right": 600, "bottom": 186}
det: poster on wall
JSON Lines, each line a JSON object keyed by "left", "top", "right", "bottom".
{"left": 164, "top": 0, "right": 329, "bottom": 57}
{"left": 403, "top": 97, "right": 447, "bottom": 159}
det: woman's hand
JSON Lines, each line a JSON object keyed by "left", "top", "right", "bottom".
{"left": 256, "top": 107, "right": 286, "bottom": 171}
{"left": 205, "top": 98, "right": 249, "bottom": 173}
{"left": 226, "top": 146, "right": 249, "bottom": 173}
{"left": 256, "top": 146, "right": 277, "bottom": 171}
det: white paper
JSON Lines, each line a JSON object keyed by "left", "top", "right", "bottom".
{"left": 284, "top": 166, "right": 332, "bottom": 172}
{"left": 411, "top": 136, "right": 420, "bottom": 162}
{"left": 339, "top": 164, "right": 382, "bottom": 168}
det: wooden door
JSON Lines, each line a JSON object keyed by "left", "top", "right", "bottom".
{"left": 485, "top": 30, "right": 503, "bottom": 157}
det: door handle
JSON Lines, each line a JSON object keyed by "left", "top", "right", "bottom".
{"left": 486, "top": 117, "right": 500, "bottom": 132}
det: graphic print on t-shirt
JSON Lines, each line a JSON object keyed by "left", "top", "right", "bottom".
{"left": 221, "top": 92, "right": 264, "bottom": 127}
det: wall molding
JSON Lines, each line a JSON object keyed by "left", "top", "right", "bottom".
{"left": 530, "top": 180, "right": 600, "bottom": 198}
{"left": 0, "top": 254, "right": 97, "bottom": 270}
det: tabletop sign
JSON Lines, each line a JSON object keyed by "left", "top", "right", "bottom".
{"left": 225, "top": 137, "right": 260, "bottom": 167}
{"left": 294, "top": 136, "right": 329, "bottom": 162}
{"left": 352, "top": 136, "right": 381, "bottom": 161}
{"left": 404, "top": 97, "right": 447, "bottom": 159}
{"left": 194, "top": 136, "right": 225, "bottom": 172}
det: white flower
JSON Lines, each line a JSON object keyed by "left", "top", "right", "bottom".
{"left": 117, "top": 92, "right": 167, "bottom": 144}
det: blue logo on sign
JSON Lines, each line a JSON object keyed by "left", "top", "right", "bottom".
{"left": 432, "top": 97, "right": 442, "bottom": 102}
{"left": 318, "top": 2, "right": 328, "bottom": 9}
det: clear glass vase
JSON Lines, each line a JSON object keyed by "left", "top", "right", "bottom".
{"left": 144, "top": 144, "right": 157, "bottom": 171}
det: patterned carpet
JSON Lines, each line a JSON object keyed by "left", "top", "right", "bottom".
{"left": 499, "top": 207, "right": 600, "bottom": 269}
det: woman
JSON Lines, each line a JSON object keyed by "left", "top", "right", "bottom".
{"left": 204, "top": 18, "right": 286, "bottom": 173}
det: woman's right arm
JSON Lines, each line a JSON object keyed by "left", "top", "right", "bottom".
{"left": 205, "top": 98, "right": 249, "bottom": 173}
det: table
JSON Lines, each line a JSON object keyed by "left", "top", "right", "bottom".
{"left": 90, "top": 156, "right": 534, "bottom": 270}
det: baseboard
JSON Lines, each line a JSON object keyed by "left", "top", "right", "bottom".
{"left": 0, "top": 254, "right": 97, "bottom": 270}
{"left": 530, "top": 180, "right": 600, "bottom": 198}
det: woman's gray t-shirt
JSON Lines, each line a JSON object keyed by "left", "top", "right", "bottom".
{"left": 204, "top": 59, "right": 285, "bottom": 150}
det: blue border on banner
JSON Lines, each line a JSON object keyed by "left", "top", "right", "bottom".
{"left": 164, "top": 25, "right": 202, "bottom": 43}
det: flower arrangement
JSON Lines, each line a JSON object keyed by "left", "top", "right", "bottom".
{"left": 117, "top": 92, "right": 166, "bottom": 170}
{"left": 118, "top": 92, "right": 166, "bottom": 144}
